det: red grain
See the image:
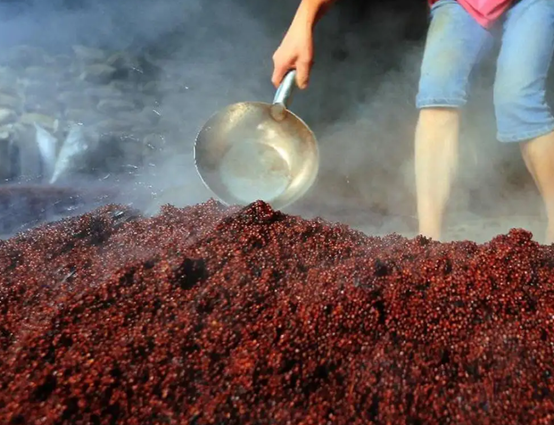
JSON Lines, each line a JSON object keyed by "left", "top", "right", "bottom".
{"left": 0, "top": 199, "right": 554, "bottom": 424}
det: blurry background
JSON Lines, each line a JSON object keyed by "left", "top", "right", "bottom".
{"left": 0, "top": 0, "right": 548, "bottom": 240}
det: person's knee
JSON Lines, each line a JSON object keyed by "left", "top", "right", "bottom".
{"left": 416, "top": 67, "right": 469, "bottom": 109}
{"left": 494, "top": 80, "right": 554, "bottom": 142}
{"left": 416, "top": 1, "right": 486, "bottom": 109}
{"left": 493, "top": 81, "right": 537, "bottom": 116}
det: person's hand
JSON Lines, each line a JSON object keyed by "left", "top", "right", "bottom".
{"left": 271, "top": 23, "right": 314, "bottom": 90}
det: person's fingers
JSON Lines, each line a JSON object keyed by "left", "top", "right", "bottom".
{"left": 271, "top": 54, "right": 291, "bottom": 88}
{"left": 295, "top": 58, "right": 312, "bottom": 90}
{"left": 271, "top": 67, "right": 286, "bottom": 88}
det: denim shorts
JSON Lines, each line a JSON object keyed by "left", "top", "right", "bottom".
{"left": 416, "top": 0, "right": 554, "bottom": 143}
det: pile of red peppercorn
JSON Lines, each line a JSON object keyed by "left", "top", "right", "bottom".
{"left": 1, "top": 199, "right": 554, "bottom": 424}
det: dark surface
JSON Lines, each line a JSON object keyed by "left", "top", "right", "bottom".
{"left": 1, "top": 200, "right": 554, "bottom": 424}
{"left": 0, "top": 184, "right": 119, "bottom": 238}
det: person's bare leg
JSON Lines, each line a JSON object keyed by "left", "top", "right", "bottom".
{"left": 415, "top": 107, "right": 460, "bottom": 240}
{"left": 519, "top": 131, "right": 554, "bottom": 243}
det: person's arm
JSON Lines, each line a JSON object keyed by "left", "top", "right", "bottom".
{"left": 271, "top": 0, "right": 338, "bottom": 89}
{"left": 293, "top": 0, "right": 336, "bottom": 30}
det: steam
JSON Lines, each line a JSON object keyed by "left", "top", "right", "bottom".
{"left": 0, "top": 0, "right": 547, "bottom": 243}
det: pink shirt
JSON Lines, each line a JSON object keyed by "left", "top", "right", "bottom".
{"left": 428, "top": 0, "right": 513, "bottom": 28}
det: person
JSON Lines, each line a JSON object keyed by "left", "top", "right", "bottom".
{"left": 272, "top": 0, "right": 554, "bottom": 243}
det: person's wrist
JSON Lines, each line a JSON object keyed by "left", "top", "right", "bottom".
{"left": 291, "top": 12, "right": 315, "bottom": 32}
{"left": 295, "top": 0, "right": 328, "bottom": 30}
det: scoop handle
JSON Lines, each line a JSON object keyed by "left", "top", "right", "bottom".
{"left": 270, "top": 70, "right": 297, "bottom": 121}
{"left": 273, "top": 70, "right": 297, "bottom": 108}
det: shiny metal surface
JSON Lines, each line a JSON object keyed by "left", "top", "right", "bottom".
{"left": 194, "top": 70, "right": 319, "bottom": 210}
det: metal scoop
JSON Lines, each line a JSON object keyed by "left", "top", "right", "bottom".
{"left": 194, "top": 70, "right": 319, "bottom": 210}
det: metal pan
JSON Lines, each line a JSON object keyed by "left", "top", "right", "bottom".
{"left": 194, "top": 70, "right": 319, "bottom": 210}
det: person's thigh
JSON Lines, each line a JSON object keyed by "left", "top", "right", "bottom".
{"left": 494, "top": 0, "right": 554, "bottom": 143}
{"left": 416, "top": 0, "right": 493, "bottom": 109}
